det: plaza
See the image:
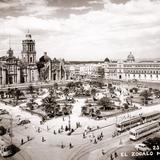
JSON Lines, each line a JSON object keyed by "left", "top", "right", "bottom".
{"left": 0, "top": 79, "right": 160, "bottom": 160}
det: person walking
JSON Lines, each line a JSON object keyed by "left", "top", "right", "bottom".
{"left": 69, "top": 142, "right": 73, "bottom": 149}
{"left": 61, "top": 142, "right": 64, "bottom": 148}
{"left": 110, "top": 154, "right": 114, "bottom": 160}
{"left": 101, "top": 149, "right": 105, "bottom": 155}
{"left": 53, "top": 130, "right": 56, "bottom": 134}
{"left": 114, "top": 152, "right": 118, "bottom": 158}
{"left": 47, "top": 126, "right": 49, "bottom": 131}
{"left": 42, "top": 136, "right": 45, "bottom": 142}
{"left": 21, "top": 139, "right": 24, "bottom": 145}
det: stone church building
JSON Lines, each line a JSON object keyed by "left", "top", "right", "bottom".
{"left": 0, "top": 31, "right": 66, "bottom": 85}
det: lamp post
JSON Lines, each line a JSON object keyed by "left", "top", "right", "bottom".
{"left": 7, "top": 114, "right": 13, "bottom": 145}
{"left": 68, "top": 106, "right": 71, "bottom": 131}
{"left": 68, "top": 114, "right": 71, "bottom": 131}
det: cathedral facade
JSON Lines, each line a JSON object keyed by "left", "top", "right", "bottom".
{"left": 0, "top": 32, "right": 66, "bottom": 85}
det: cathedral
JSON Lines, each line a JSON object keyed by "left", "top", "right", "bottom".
{"left": 0, "top": 31, "right": 66, "bottom": 85}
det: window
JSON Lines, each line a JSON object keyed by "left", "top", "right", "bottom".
{"left": 30, "top": 57, "right": 33, "bottom": 63}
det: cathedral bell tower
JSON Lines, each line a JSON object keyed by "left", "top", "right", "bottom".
{"left": 21, "top": 31, "right": 38, "bottom": 83}
{"left": 21, "top": 30, "right": 36, "bottom": 64}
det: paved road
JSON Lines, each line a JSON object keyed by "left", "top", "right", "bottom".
{"left": 66, "top": 131, "right": 129, "bottom": 160}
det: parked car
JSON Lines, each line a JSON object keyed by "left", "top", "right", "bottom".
{"left": 17, "top": 120, "right": 30, "bottom": 125}
{"left": 135, "top": 143, "right": 151, "bottom": 152}
{"left": 0, "top": 109, "right": 9, "bottom": 115}
{"left": 0, "top": 126, "right": 6, "bottom": 136}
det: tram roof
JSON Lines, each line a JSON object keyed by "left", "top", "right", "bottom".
{"left": 142, "top": 111, "right": 160, "bottom": 117}
{"left": 118, "top": 116, "right": 141, "bottom": 125}
{"left": 130, "top": 121, "right": 159, "bottom": 133}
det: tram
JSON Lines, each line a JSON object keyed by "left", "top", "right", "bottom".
{"left": 116, "top": 111, "right": 160, "bottom": 132}
{"left": 116, "top": 117, "right": 142, "bottom": 132}
{"left": 129, "top": 121, "right": 160, "bottom": 141}
{"left": 142, "top": 111, "right": 160, "bottom": 123}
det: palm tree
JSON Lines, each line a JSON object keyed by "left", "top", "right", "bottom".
{"left": 63, "top": 87, "right": 69, "bottom": 100}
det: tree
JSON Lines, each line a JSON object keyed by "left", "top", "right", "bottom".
{"left": 132, "top": 87, "right": 138, "bottom": 94}
{"left": 10, "top": 89, "right": 15, "bottom": 98}
{"left": 62, "top": 103, "right": 71, "bottom": 115}
{"left": 28, "top": 85, "right": 34, "bottom": 94}
{"left": 53, "top": 83, "right": 58, "bottom": 90}
{"left": 7, "top": 88, "right": 12, "bottom": 98}
{"left": 81, "top": 106, "right": 88, "bottom": 116}
{"left": 140, "top": 90, "right": 152, "bottom": 105}
{"left": 154, "top": 89, "right": 160, "bottom": 98}
{"left": 98, "top": 96, "right": 112, "bottom": 110}
{"left": 95, "top": 109, "right": 101, "bottom": 117}
{"left": 41, "top": 96, "right": 58, "bottom": 116}
{"left": 123, "top": 103, "right": 129, "bottom": 109}
{"left": 85, "top": 90, "right": 90, "bottom": 96}
{"left": 0, "top": 91, "right": 4, "bottom": 99}
{"left": 63, "top": 87, "right": 69, "bottom": 100}
{"left": 91, "top": 88, "right": 96, "bottom": 98}
{"left": 14, "top": 88, "right": 21, "bottom": 104}
{"left": 89, "top": 108, "right": 94, "bottom": 116}
{"left": 66, "top": 82, "right": 75, "bottom": 89}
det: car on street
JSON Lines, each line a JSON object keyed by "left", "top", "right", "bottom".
{"left": 0, "top": 109, "right": 9, "bottom": 115}
{"left": 17, "top": 120, "right": 30, "bottom": 125}
{"left": 135, "top": 143, "right": 151, "bottom": 152}
{"left": 0, "top": 126, "right": 6, "bottom": 136}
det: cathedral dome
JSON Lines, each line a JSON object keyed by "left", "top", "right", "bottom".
{"left": 39, "top": 52, "right": 51, "bottom": 63}
{"left": 127, "top": 52, "right": 135, "bottom": 62}
{"left": 104, "top": 57, "right": 110, "bottom": 62}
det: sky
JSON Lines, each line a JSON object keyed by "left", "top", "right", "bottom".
{"left": 0, "top": 0, "right": 160, "bottom": 61}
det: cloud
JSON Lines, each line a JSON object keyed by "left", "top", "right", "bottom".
{"left": 0, "top": 0, "right": 160, "bottom": 61}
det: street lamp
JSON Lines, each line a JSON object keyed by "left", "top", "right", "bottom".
{"left": 68, "top": 105, "right": 71, "bottom": 131}
{"left": 9, "top": 115, "right": 13, "bottom": 145}
{"left": 68, "top": 114, "right": 71, "bottom": 131}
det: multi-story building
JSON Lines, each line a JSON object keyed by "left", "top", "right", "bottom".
{"left": 105, "top": 52, "right": 160, "bottom": 81}
{"left": 66, "top": 62, "right": 104, "bottom": 80}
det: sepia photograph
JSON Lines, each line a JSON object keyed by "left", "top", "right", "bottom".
{"left": 0, "top": 0, "right": 160, "bottom": 160}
